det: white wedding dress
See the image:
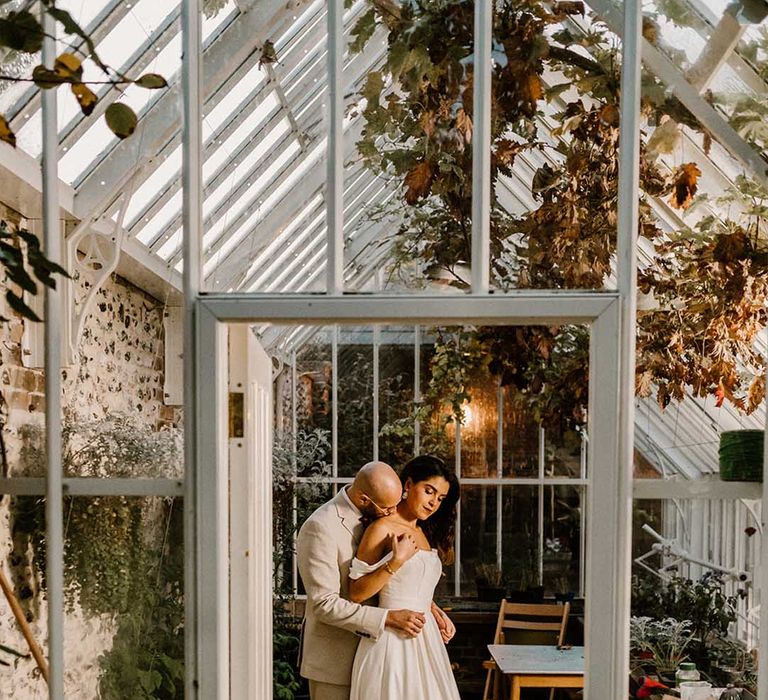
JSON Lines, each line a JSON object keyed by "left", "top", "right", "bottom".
{"left": 349, "top": 549, "right": 461, "bottom": 700}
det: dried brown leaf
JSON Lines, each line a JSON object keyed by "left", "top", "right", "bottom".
{"left": 455, "top": 108, "right": 473, "bottom": 144}
{"left": 0, "top": 115, "right": 16, "bottom": 147}
{"left": 404, "top": 161, "right": 434, "bottom": 205}
{"left": 668, "top": 162, "right": 701, "bottom": 210}
{"left": 598, "top": 103, "right": 619, "bottom": 127}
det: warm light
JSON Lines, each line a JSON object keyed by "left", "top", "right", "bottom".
{"left": 462, "top": 405, "right": 476, "bottom": 429}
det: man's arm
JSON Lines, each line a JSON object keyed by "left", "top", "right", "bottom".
{"left": 297, "top": 518, "right": 387, "bottom": 640}
{"left": 297, "top": 518, "right": 425, "bottom": 639}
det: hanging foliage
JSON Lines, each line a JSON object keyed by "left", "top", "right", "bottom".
{"left": 0, "top": 2, "right": 169, "bottom": 145}
{"left": 349, "top": 0, "right": 767, "bottom": 421}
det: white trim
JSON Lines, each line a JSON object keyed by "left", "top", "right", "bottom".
{"left": 470, "top": 0, "right": 491, "bottom": 293}
{"left": 0, "top": 478, "right": 182, "bottom": 497}
{"left": 326, "top": 0, "right": 344, "bottom": 294}
{"left": 195, "top": 303, "right": 229, "bottom": 698}
{"left": 229, "top": 326, "right": 273, "bottom": 697}
{"left": 584, "top": 298, "right": 626, "bottom": 699}
{"left": 759, "top": 339, "right": 768, "bottom": 700}
{"left": 42, "top": 9, "right": 64, "bottom": 696}
{"left": 182, "top": 0, "right": 204, "bottom": 695}
{"left": 199, "top": 292, "right": 618, "bottom": 324}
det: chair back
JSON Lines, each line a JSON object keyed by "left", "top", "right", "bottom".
{"left": 492, "top": 601, "right": 570, "bottom": 647}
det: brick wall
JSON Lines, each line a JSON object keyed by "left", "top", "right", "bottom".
{"left": 0, "top": 203, "right": 181, "bottom": 698}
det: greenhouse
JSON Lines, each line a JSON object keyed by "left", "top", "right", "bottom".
{"left": 0, "top": 0, "right": 767, "bottom": 698}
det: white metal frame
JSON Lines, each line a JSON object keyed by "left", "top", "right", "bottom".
{"left": 193, "top": 292, "right": 626, "bottom": 699}
{"left": 187, "top": 1, "right": 635, "bottom": 697}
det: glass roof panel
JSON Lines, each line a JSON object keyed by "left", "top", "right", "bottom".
{"left": 126, "top": 145, "right": 182, "bottom": 228}
{"left": 202, "top": 139, "right": 302, "bottom": 249}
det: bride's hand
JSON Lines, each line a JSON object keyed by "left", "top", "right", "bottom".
{"left": 390, "top": 532, "right": 419, "bottom": 569}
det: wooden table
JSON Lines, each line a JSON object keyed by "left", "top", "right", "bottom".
{"left": 487, "top": 644, "right": 585, "bottom": 700}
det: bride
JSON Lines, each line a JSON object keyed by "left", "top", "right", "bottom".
{"left": 347, "top": 455, "right": 461, "bottom": 700}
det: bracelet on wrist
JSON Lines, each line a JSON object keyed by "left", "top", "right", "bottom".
{"left": 384, "top": 562, "right": 397, "bottom": 575}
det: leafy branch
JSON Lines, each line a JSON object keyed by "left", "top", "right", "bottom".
{"left": 0, "top": 3, "right": 169, "bottom": 146}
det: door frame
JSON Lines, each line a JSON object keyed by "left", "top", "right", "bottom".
{"left": 191, "top": 291, "right": 630, "bottom": 699}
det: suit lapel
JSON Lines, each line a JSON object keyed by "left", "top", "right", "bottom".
{"left": 334, "top": 488, "right": 363, "bottom": 545}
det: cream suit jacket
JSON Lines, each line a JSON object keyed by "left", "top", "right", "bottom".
{"left": 296, "top": 489, "right": 388, "bottom": 686}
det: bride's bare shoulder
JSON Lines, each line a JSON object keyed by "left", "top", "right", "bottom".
{"left": 363, "top": 516, "right": 397, "bottom": 538}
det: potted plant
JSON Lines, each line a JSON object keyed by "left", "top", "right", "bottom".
{"left": 630, "top": 617, "right": 696, "bottom": 683}
{"left": 474, "top": 563, "right": 505, "bottom": 602}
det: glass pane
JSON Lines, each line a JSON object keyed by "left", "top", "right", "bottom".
{"left": 378, "top": 327, "right": 416, "bottom": 468}
{"left": 501, "top": 390, "right": 539, "bottom": 478}
{"left": 59, "top": 496, "right": 184, "bottom": 698}
{"left": 543, "top": 485, "right": 582, "bottom": 597}
{"left": 338, "top": 327, "right": 374, "bottom": 477}
{"left": 459, "top": 485, "right": 500, "bottom": 598}
{"left": 205, "top": 2, "right": 327, "bottom": 292}
{"left": 545, "top": 426, "right": 584, "bottom": 478}
{"left": 460, "top": 376, "right": 499, "bottom": 478}
{"left": 631, "top": 498, "right": 760, "bottom": 692}
{"left": 9, "top": 279, "right": 185, "bottom": 480}
{"left": 295, "top": 328, "right": 333, "bottom": 474}
{"left": 501, "top": 486, "right": 540, "bottom": 596}
{"left": 646, "top": 0, "right": 768, "bottom": 131}
{"left": 487, "top": 2, "right": 621, "bottom": 291}
{"left": 2, "top": 496, "right": 48, "bottom": 696}
{"left": 343, "top": 0, "right": 474, "bottom": 293}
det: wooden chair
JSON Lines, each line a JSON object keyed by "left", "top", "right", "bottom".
{"left": 481, "top": 601, "right": 571, "bottom": 700}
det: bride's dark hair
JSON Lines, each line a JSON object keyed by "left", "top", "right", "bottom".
{"left": 400, "top": 455, "right": 460, "bottom": 564}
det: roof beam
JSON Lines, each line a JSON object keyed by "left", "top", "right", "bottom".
{"left": 685, "top": 10, "right": 746, "bottom": 91}
{"left": 141, "top": 23, "right": 385, "bottom": 263}
{"left": 73, "top": 0, "right": 313, "bottom": 221}
{"left": 589, "top": 0, "right": 768, "bottom": 188}
{"left": 202, "top": 119, "right": 365, "bottom": 287}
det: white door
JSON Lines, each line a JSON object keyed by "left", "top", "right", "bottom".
{"left": 229, "top": 324, "right": 273, "bottom": 697}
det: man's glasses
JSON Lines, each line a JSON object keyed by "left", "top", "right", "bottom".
{"left": 362, "top": 492, "right": 401, "bottom": 516}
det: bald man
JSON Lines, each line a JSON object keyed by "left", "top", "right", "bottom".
{"left": 296, "top": 462, "right": 427, "bottom": 700}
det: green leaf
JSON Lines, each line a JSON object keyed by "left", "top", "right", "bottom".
{"left": 43, "top": 3, "right": 110, "bottom": 75}
{"left": 32, "top": 65, "right": 61, "bottom": 90}
{"left": 6, "top": 290, "right": 41, "bottom": 322}
{"left": 545, "top": 82, "right": 571, "bottom": 100}
{"left": 135, "top": 73, "right": 167, "bottom": 89}
{"left": 362, "top": 71, "right": 384, "bottom": 105}
{"left": 350, "top": 7, "right": 376, "bottom": 54}
{"left": 0, "top": 12, "right": 44, "bottom": 53}
{"left": 387, "top": 40, "right": 410, "bottom": 80}
{"left": 105, "top": 103, "right": 138, "bottom": 139}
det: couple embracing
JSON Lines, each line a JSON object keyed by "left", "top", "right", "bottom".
{"left": 296, "top": 455, "right": 462, "bottom": 700}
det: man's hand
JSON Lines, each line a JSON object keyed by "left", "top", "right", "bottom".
{"left": 431, "top": 602, "right": 456, "bottom": 643}
{"left": 385, "top": 609, "right": 426, "bottom": 638}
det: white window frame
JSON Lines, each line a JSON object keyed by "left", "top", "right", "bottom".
{"left": 192, "top": 292, "right": 628, "bottom": 698}
{"left": 288, "top": 324, "right": 589, "bottom": 598}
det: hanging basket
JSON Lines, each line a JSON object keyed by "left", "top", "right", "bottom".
{"left": 719, "top": 430, "right": 764, "bottom": 482}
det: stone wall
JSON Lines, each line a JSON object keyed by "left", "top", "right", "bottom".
{"left": 0, "top": 203, "right": 182, "bottom": 698}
